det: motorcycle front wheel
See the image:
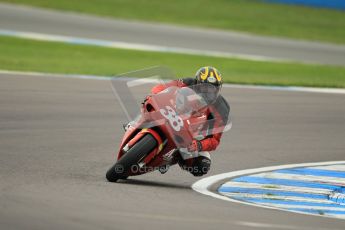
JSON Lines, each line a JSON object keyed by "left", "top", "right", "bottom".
{"left": 106, "top": 134, "right": 157, "bottom": 182}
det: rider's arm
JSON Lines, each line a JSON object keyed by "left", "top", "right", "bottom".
{"left": 199, "top": 131, "right": 222, "bottom": 151}
{"left": 199, "top": 99, "right": 230, "bottom": 152}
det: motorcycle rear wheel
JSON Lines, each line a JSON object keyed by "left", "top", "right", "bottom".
{"left": 106, "top": 134, "right": 157, "bottom": 182}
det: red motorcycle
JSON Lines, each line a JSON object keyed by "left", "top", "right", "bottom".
{"left": 106, "top": 84, "right": 224, "bottom": 182}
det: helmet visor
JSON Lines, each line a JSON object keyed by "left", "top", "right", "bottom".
{"left": 191, "top": 83, "right": 220, "bottom": 104}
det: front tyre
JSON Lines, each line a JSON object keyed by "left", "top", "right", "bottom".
{"left": 106, "top": 134, "right": 157, "bottom": 182}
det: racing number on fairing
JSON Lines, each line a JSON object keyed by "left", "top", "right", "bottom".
{"left": 159, "top": 106, "right": 183, "bottom": 131}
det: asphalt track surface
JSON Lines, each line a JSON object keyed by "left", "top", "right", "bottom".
{"left": 1, "top": 73, "right": 345, "bottom": 230}
{"left": 1, "top": 3, "right": 345, "bottom": 66}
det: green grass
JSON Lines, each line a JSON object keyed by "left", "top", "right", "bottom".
{"left": 1, "top": 36, "right": 345, "bottom": 88}
{"left": 2, "top": 0, "right": 345, "bottom": 44}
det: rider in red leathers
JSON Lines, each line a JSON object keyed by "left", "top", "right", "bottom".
{"left": 151, "top": 66, "right": 230, "bottom": 176}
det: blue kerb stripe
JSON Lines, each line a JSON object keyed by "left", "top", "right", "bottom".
{"left": 233, "top": 197, "right": 345, "bottom": 208}
{"left": 232, "top": 176, "right": 341, "bottom": 190}
{"left": 288, "top": 208, "right": 345, "bottom": 215}
{"left": 219, "top": 187, "right": 327, "bottom": 199}
{"left": 276, "top": 168, "right": 345, "bottom": 178}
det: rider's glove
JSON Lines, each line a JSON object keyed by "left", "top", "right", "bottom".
{"left": 187, "top": 140, "right": 202, "bottom": 152}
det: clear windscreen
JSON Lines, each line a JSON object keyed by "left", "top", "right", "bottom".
{"left": 175, "top": 87, "right": 208, "bottom": 117}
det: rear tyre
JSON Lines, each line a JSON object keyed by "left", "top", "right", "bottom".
{"left": 106, "top": 134, "right": 157, "bottom": 182}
